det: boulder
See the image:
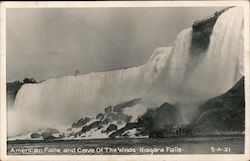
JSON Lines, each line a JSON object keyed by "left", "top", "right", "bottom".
{"left": 31, "top": 133, "right": 41, "bottom": 139}
{"left": 105, "top": 124, "right": 118, "bottom": 133}
{"left": 81, "top": 121, "right": 103, "bottom": 133}
{"left": 96, "top": 113, "right": 104, "bottom": 120}
{"left": 109, "top": 122, "right": 138, "bottom": 138}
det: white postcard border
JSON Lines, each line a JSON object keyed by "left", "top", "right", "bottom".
{"left": 0, "top": 1, "right": 249, "bottom": 161}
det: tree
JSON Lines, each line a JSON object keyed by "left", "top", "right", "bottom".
{"left": 74, "top": 70, "right": 80, "bottom": 76}
{"left": 23, "top": 77, "right": 36, "bottom": 84}
{"left": 14, "top": 80, "right": 21, "bottom": 85}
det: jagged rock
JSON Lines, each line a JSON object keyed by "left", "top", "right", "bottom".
{"left": 72, "top": 131, "right": 81, "bottom": 137}
{"left": 96, "top": 113, "right": 104, "bottom": 121}
{"left": 102, "top": 118, "right": 111, "bottom": 124}
{"left": 81, "top": 121, "right": 103, "bottom": 133}
{"left": 105, "top": 124, "right": 118, "bottom": 133}
{"left": 103, "top": 102, "right": 133, "bottom": 124}
{"left": 72, "top": 117, "right": 91, "bottom": 128}
{"left": 109, "top": 122, "right": 138, "bottom": 138}
{"left": 125, "top": 122, "right": 138, "bottom": 129}
{"left": 31, "top": 133, "right": 41, "bottom": 138}
{"left": 122, "top": 132, "right": 129, "bottom": 138}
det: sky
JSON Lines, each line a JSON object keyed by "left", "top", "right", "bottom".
{"left": 7, "top": 7, "right": 223, "bottom": 82}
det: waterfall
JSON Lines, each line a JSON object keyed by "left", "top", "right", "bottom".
{"left": 8, "top": 7, "right": 244, "bottom": 136}
{"left": 153, "top": 7, "right": 244, "bottom": 104}
{"left": 181, "top": 7, "right": 244, "bottom": 101}
{"left": 8, "top": 47, "right": 172, "bottom": 136}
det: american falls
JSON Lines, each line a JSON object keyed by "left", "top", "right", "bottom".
{"left": 8, "top": 7, "right": 244, "bottom": 136}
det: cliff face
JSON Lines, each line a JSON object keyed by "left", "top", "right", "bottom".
{"left": 137, "top": 77, "right": 245, "bottom": 137}
{"left": 192, "top": 77, "right": 245, "bottom": 134}
{"left": 7, "top": 78, "right": 37, "bottom": 106}
{"left": 7, "top": 82, "right": 24, "bottom": 106}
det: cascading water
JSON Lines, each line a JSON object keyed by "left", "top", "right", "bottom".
{"left": 8, "top": 47, "right": 173, "bottom": 136}
{"left": 180, "top": 7, "right": 244, "bottom": 101}
{"left": 8, "top": 7, "right": 244, "bottom": 136}
{"left": 148, "top": 28, "right": 193, "bottom": 104}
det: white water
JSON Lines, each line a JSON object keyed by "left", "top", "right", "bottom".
{"left": 165, "top": 7, "right": 243, "bottom": 103}
{"left": 8, "top": 7, "right": 244, "bottom": 136}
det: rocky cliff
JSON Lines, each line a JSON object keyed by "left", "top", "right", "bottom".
{"left": 191, "top": 77, "right": 244, "bottom": 134}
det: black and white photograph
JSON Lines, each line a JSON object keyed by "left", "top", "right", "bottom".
{"left": 0, "top": 1, "right": 249, "bottom": 160}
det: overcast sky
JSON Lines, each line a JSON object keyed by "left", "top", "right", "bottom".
{"left": 7, "top": 7, "right": 223, "bottom": 82}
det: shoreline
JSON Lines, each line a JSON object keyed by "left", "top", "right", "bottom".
{"left": 7, "top": 133, "right": 244, "bottom": 144}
